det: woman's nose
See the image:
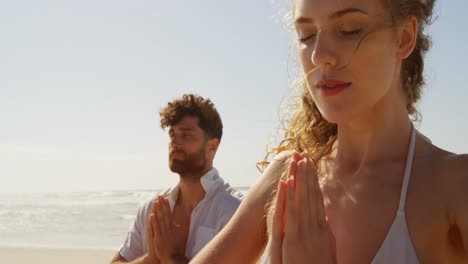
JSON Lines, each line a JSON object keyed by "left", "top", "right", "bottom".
{"left": 311, "top": 31, "right": 338, "bottom": 70}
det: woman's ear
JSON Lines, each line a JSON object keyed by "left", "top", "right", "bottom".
{"left": 396, "top": 16, "right": 419, "bottom": 59}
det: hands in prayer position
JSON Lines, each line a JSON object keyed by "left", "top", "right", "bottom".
{"left": 147, "top": 196, "right": 185, "bottom": 264}
{"left": 270, "top": 152, "right": 336, "bottom": 264}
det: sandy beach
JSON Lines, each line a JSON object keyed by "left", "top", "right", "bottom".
{"left": 0, "top": 246, "right": 115, "bottom": 264}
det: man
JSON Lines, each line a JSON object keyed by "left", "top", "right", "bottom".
{"left": 110, "top": 94, "right": 243, "bottom": 264}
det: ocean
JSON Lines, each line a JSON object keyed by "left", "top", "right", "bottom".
{"left": 0, "top": 188, "right": 249, "bottom": 250}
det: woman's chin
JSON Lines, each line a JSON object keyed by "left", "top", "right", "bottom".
{"left": 317, "top": 107, "right": 355, "bottom": 125}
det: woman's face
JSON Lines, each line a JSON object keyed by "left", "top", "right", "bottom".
{"left": 295, "top": 0, "right": 402, "bottom": 124}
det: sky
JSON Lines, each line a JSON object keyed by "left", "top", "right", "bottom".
{"left": 1, "top": 0, "right": 467, "bottom": 194}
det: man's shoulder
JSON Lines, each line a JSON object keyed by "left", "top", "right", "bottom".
{"left": 210, "top": 182, "right": 243, "bottom": 211}
{"left": 221, "top": 183, "right": 244, "bottom": 202}
{"left": 210, "top": 169, "right": 243, "bottom": 202}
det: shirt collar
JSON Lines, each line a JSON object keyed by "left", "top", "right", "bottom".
{"left": 166, "top": 167, "right": 223, "bottom": 210}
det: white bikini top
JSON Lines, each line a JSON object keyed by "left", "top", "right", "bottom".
{"left": 371, "top": 124, "right": 419, "bottom": 263}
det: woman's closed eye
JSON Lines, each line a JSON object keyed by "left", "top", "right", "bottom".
{"left": 297, "top": 31, "right": 317, "bottom": 43}
{"left": 297, "top": 28, "right": 364, "bottom": 44}
{"left": 341, "top": 28, "right": 364, "bottom": 36}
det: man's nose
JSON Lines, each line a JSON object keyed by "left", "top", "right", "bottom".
{"left": 170, "top": 136, "right": 182, "bottom": 149}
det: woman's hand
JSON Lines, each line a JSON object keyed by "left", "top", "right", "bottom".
{"left": 270, "top": 152, "right": 336, "bottom": 264}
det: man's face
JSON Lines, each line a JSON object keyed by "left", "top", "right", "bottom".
{"left": 167, "top": 115, "right": 208, "bottom": 176}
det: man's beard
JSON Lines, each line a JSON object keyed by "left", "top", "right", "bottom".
{"left": 168, "top": 146, "right": 207, "bottom": 177}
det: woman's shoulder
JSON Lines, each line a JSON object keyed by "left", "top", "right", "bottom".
{"left": 437, "top": 152, "right": 468, "bottom": 181}
{"left": 425, "top": 140, "right": 468, "bottom": 177}
{"left": 434, "top": 153, "right": 468, "bottom": 229}
{"left": 415, "top": 135, "right": 467, "bottom": 175}
{"left": 414, "top": 136, "right": 467, "bottom": 190}
{"left": 425, "top": 148, "right": 468, "bottom": 204}
{"left": 413, "top": 144, "right": 467, "bottom": 217}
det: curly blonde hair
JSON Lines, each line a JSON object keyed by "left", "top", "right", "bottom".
{"left": 259, "top": 0, "right": 436, "bottom": 174}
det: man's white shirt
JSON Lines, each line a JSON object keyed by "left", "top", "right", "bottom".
{"left": 119, "top": 168, "right": 243, "bottom": 261}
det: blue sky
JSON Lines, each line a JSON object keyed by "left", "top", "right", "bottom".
{"left": 1, "top": 0, "right": 467, "bottom": 193}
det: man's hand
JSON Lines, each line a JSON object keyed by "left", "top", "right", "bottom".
{"left": 147, "top": 211, "right": 161, "bottom": 264}
{"left": 148, "top": 195, "right": 188, "bottom": 264}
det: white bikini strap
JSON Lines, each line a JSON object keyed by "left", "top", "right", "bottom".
{"left": 398, "top": 124, "right": 416, "bottom": 212}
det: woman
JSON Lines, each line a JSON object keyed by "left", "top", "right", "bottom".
{"left": 188, "top": 0, "right": 468, "bottom": 263}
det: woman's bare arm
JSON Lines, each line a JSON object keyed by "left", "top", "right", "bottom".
{"left": 190, "top": 153, "right": 289, "bottom": 264}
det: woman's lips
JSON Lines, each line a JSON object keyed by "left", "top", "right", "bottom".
{"left": 315, "top": 80, "right": 352, "bottom": 96}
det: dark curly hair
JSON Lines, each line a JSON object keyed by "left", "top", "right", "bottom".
{"left": 159, "top": 94, "right": 223, "bottom": 141}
